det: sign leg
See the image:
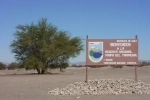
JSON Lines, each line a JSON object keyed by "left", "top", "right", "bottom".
{"left": 135, "top": 65, "right": 138, "bottom": 82}
{"left": 85, "top": 65, "right": 88, "bottom": 83}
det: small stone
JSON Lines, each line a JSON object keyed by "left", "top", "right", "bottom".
{"left": 48, "top": 79, "right": 150, "bottom": 95}
{"left": 76, "top": 96, "right": 80, "bottom": 99}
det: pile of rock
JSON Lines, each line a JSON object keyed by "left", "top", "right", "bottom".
{"left": 48, "top": 79, "right": 150, "bottom": 95}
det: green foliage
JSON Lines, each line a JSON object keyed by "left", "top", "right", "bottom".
{"left": 60, "top": 62, "right": 69, "bottom": 69}
{"left": 10, "top": 18, "right": 84, "bottom": 74}
{"left": 89, "top": 50, "right": 94, "bottom": 56}
{"left": 0, "top": 62, "right": 6, "bottom": 70}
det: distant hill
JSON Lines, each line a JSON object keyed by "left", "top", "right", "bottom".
{"left": 139, "top": 60, "right": 150, "bottom": 62}
{"left": 70, "top": 62, "right": 85, "bottom": 66}
{"left": 89, "top": 47, "right": 102, "bottom": 53}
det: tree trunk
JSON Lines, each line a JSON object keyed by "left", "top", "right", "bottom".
{"left": 36, "top": 68, "right": 41, "bottom": 74}
{"left": 36, "top": 68, "right": 47, "bottom": 74}
{"left": 60, "top": 67, "right": 64, "bottom": 72}
{"left": 41, "top": 69, "right": 45, "bottom": 74}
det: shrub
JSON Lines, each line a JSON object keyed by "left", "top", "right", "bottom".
{"left": 7, "top": 62, "right": 21, "bottom": 70}
{"left": 111, "top": 65, "right": 123, "bottom": 69}
{"left": 0, "top": 62, "right": 6, "bottom": 70}
{"left": 72, "top": 64, "right": 78, "bottom": 67}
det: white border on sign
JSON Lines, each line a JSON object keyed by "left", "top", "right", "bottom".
{"left": 88, "top": 42, "right": 103, "bottom": 63}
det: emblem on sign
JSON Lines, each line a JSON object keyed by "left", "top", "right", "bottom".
{"left": 88, "top": 42, "right": 103, "bottom": 63}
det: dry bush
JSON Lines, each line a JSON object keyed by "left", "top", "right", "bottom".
{"left": 0, "top": 62, "right": 6, "bottom": 70}
{"left": 7, "top": 62, "right": 21, "bottom": 70}
{"left": 71, "top": 64, "right": 78, "bottom": 67}
{"left": 139, "top": 61, "right": 150, "bottom": 67}
{"left": 111, "top": 65, "right": 123, "bottom": 69}
{"left": 89, "top": 65, "right": 106, "bottom": 68}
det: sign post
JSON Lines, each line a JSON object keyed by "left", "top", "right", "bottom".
{"left": 85, "top": 35, "right": 138, "bottom": 82}
{"left": 135, "top": 35, "right": 138, "bottom": 82}
{"left": 85, "top": 35, "right": 88, "bottom": 83}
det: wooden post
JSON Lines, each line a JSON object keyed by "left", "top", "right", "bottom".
{"left": 85, "top": 35, "right": 88, "bottom": 83}
{"left": 135, "top": 35, "right": 138, "bottom": 82}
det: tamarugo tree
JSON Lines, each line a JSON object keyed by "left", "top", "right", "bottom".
{"left": 10, "top": 18, "right": 84, "bottom": 74}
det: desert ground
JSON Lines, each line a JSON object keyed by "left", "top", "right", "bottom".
{"left": 0, "top": 66, "right": 150, "bottom": 100}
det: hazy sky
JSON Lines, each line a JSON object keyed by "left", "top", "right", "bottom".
{"left": 0, "top": 0, "right": 150, "bottom": 63}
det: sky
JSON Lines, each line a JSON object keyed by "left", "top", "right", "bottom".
{"left": 0, "top": 0, "right": 150, "bottom": 63}
{"left": 89, "top": 44, "right": 103, "bottom": 51}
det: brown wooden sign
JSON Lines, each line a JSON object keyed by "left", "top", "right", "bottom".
{"left": 86, "top": 38, "right": 138, "bottom": 65}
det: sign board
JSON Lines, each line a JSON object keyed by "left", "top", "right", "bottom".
{"left": 86, "top": 39, "right": 138, "bottom": 65}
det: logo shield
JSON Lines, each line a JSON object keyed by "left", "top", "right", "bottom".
{"left": 88, "top": 42, "right": 103, "bottom": 63}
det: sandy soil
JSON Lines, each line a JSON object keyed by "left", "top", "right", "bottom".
{"left": 0, "top": 66, "right": 150, "bottom": 100}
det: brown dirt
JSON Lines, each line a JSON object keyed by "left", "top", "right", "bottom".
{"left": 0, "top": 66, "right": 150, "bottom": 100}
